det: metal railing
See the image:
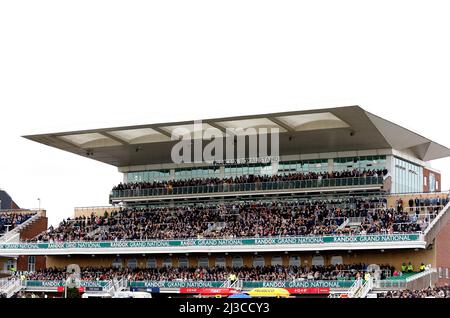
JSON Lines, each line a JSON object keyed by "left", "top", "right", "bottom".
{"left": 221, "top": 279, "right": 243, "bottom": 289}
{"left": 0, "top": 270, "right": 13, "bottom": 276}
{"left": 354, "top": 278, "right": 374, "bottom": 298}
{"left": 0, "top": 211, "right": 42, "bottom": 242}
{"left": 114, "top": 277, "right": 128, "bottom": 292}
{"left": 374, "top": 268, "right": 437, "bottom": 290}
{"left": 0, "top": 277, "right": 23, "bottom": 298}
{"left": 346, "top": 278, "right": 363, "bottom": 298}
{"left": 110, "top": 176, "right": 384, "bottom": 198}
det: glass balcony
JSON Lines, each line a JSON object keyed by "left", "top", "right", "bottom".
{"left": 110, "top": 176, "right": 384, "bottom": 199}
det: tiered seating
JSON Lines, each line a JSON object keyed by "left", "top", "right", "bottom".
{"left": 17, "top": 263, "right": 394, "bottom": 282}
{"left": 379, "top": 286, "right": 450, "bottom": 298}
{"left": 0, "top": 212, "right": 36, "bottom": 236}
{"left": 29, "top": 195, "right": 436, "bottom": 243}
{"left": 111, "top": 169, "right": 387, "bottom": 197}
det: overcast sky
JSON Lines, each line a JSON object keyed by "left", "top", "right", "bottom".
{"left": 1, "top": 1, "right": 449, "bottom": 226}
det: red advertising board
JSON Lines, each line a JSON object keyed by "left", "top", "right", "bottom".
{"left": 285, "top": 287, "right": 330, "bottom": 294}
{"left": 179, "top": 288, "right": 238, "bottom": 295}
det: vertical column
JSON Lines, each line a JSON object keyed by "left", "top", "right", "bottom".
{"left": 386, "top": 155, "right": 395, "bottom": 193}
{"left": 219, "top": 165, "right": 225, "bottom": 179}
{"left": 328, "top": 158, "right": 334, "bottom": 173}
{"left": 272, "top": 160, "right": 279, "bottom": 175}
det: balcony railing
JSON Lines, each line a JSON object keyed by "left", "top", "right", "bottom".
{"left": 110, "top": 176, "right": 384, "bottom": 199}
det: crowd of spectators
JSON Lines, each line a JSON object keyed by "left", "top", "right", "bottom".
{"left": 396, "top": 196, "right": 449, "bottom": 216}
{"left": 0, "top": 212, "right": 35, "bottom": 235}
{"left": 112, "top": 168, "right": 388, "bottom": 193}
{"left": 28, "top": 196, "right": 434, "bottom": 242}
{"left": 379, "top": 286, "right": 450, "bottom": 298}
{"left": 17, "top": 263, "right": 393, "bottom": 282}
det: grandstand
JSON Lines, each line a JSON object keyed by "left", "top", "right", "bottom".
{"left": 1, "top": 105, "right": 450, "bottom": 298}
{"left": 0, "top": 191, "right": 48, "bottom": 286}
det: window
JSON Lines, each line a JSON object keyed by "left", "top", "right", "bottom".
{"left": 271, "top": 256, "right": 283, "bottom": 266}
{"left": 312, "top": 255, "right": 324, "bottom": 266}
{"left": 112, "top": 258, "right": 122, "bottom": 269}
{"left": 330, "top": 256, "right": 343, "bottom": 265}
{"left": 253, "top": 256, "right": 265, "bottom": 267}
{"left": 334, "top": 156, "right": 387, "bottom": 172}
{"left": 393, "top": 157, "right": 423, "bottom": 194}
{"left": 27, "top": 256, "right": 36, "bottom": 272}
{"left": 5, "top": 259, "right": 15, "bottom": 271}
{"left": 198, "top": 257, "right": 209, "bottom": 267}
{"left": 232, "top": 256, "right": 243, "bottom": 268}
{"left": 430, "top": 173, "right": 436, "bottom": 192}
{"left": 126, "top": 169, "right": 170, "bottom": 183}
{"left": 175, "top": 167, "right": 220, "bottom": 180}
{"left": 127, "top": 258, "right": 137, "bottom": 269}
{"left": 178, "top": 257, "right": 189, "bottom": 268}
{"left": 215, "top": 256, "right": 226, "bottom": 267}
{"left": 288, "top": 256, "right": 301, "bottom": 267}
{"left": 162, "top": 257, "right": 172, "bottom": 267}
{"left": 147, "top": 258, "right": 157, "bottom": 268}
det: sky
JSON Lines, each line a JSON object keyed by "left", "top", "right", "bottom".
{"left": 1, "top": 0, "right": 449, "bottom": 226}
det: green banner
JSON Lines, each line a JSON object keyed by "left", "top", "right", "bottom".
{"left": 129, "top": 281, "right": 224, "bottom": 288}
{"left": 0, "top": 234, "right": 420, "bottom": 250}
{"left": 25, "top": 280, "right": 353, "bottom": 289}
{"left": 25, "top": 280, "right": 109, "bottom": 288}
{"left": 241, "top": 280, "right": 353, "bottom": 288}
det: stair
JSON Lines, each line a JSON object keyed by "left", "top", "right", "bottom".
{"left": 221, "top": 279, "right": 243, "bottom": 290}
{"left": 337, "top": 218, "right": 350, "bottom": 230}
{"left": 0, "top": 278, "right": 24, "bottom": 298}
{"left": 86, "top": 225, "right": 109, "bottom": 240}
{"left": 424, "top": 200, "right": 450, "bottom": 246}
{"left": 205, "top": 222, "right": 227, "bottom": 234}
{"left": 102, "top": 278, "right": 128, "bottom": 295}
{"left": 0, "top": 211, "right": 44, "bottom": 243}
{"left": 347, "top": 217, "right": 365, "bottom": 227}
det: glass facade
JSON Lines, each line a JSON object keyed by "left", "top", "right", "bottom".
{"left": 429, "top": 173, "right": 436, "bottom": 192}
{"left": 334, "top": 155, "right": 387, "bottom": 171}
{"left": 224, "top": 163, "right": 272, "bottom": 177}
{"left": 119, "top": 154, "right": 432, "bottom": 196}
{"left": 175, "top": 167, "right": 220, "bottom": 180}
{"left": 124, "top": 156, "right": 390, "bottom": 183}
{"left": 277, "top": 159, "right": 328, "bottom": 174}
{"left": 27, "top": 256, "right": 36, "bottom": 272}
{"left": 392, "top": 157, "right": 423, "bottom": 194}
{"left": 126, "top": 170, "right": 170, "bottom": 182}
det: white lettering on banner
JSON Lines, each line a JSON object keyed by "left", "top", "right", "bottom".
{"left": 75, "top": 242, "right": 103, "bottom": 248}
{"left": 261, "top": 281, "right": 343, "bottom": 288}
{"left": 166, "top": 281, "right": 216, "bottom": 288}
{"left": 332, "top": 236, "right": 358, "bottom": 243}
{"left": 41, "top": 281, "right": 61, "bottom": 287}
{"left": 254, "top": 238, "right": 277, "bottom": 245}
{"left": 180, "top": 240, "right": 197, "bottom": 247}
{"left": 110, "top": 242, "right": 129, "bottom": 248}
{"left": 130, "top": 241, "right": 168, "bottom": 247}
{"left": 143, "top": 281, "right": 165, "bottom": 288}
{"left": 291, "top": 281, "right": 342, "bottom": 288}
{"left": 0, "top": 234, "right": 421, "bottom": 254}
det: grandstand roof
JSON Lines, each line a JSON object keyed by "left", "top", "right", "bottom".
{"left": 23, "top": 106, "right": 450, "bottom": 167}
